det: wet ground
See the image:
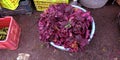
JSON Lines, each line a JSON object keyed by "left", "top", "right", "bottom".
{"left": 0, "top": 4, "right": 120, "bottom": 60}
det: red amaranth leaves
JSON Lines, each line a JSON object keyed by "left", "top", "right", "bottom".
{"left": 38, "top": 3, "right": 93, "bottom": 52}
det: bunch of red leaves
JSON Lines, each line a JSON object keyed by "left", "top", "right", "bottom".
{"left": 38, "top": 3, "right": 93, "bottom": 52}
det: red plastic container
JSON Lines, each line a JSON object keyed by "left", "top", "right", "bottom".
{"left": 0, "top": 16, "right": 21, "bottom": 50}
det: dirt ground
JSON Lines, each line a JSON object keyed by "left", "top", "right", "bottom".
{"left": 0, "top": 3, "right": 120, "bottom": 60}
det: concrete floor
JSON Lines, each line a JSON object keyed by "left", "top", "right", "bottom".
{"left": 0, "top": 4, "right": 120, "bottom": 60}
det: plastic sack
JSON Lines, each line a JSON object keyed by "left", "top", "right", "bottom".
{"left": 0, "top": 0, "right": 20, "bottom": 10}
{"left": 117, "top": 0, "right": 120, "bottom": 5}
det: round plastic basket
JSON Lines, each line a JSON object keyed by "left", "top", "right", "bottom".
{"left": 50, "top": 5, "right": 95, "bottom": 51}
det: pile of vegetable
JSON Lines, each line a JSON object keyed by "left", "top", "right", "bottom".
{"left": 0, "top": 27, "right": 8, "bottom": 40}
{"left": 38, "top": 3, "right": 93, "bottom": 52}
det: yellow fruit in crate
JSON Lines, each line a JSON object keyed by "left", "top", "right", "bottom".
{"left": 33, "top": 0, "right": 69, "bottom": 11}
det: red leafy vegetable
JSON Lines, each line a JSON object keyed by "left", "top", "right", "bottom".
{"left": 38, "top": 3, "right": 93, "bottom": 52}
